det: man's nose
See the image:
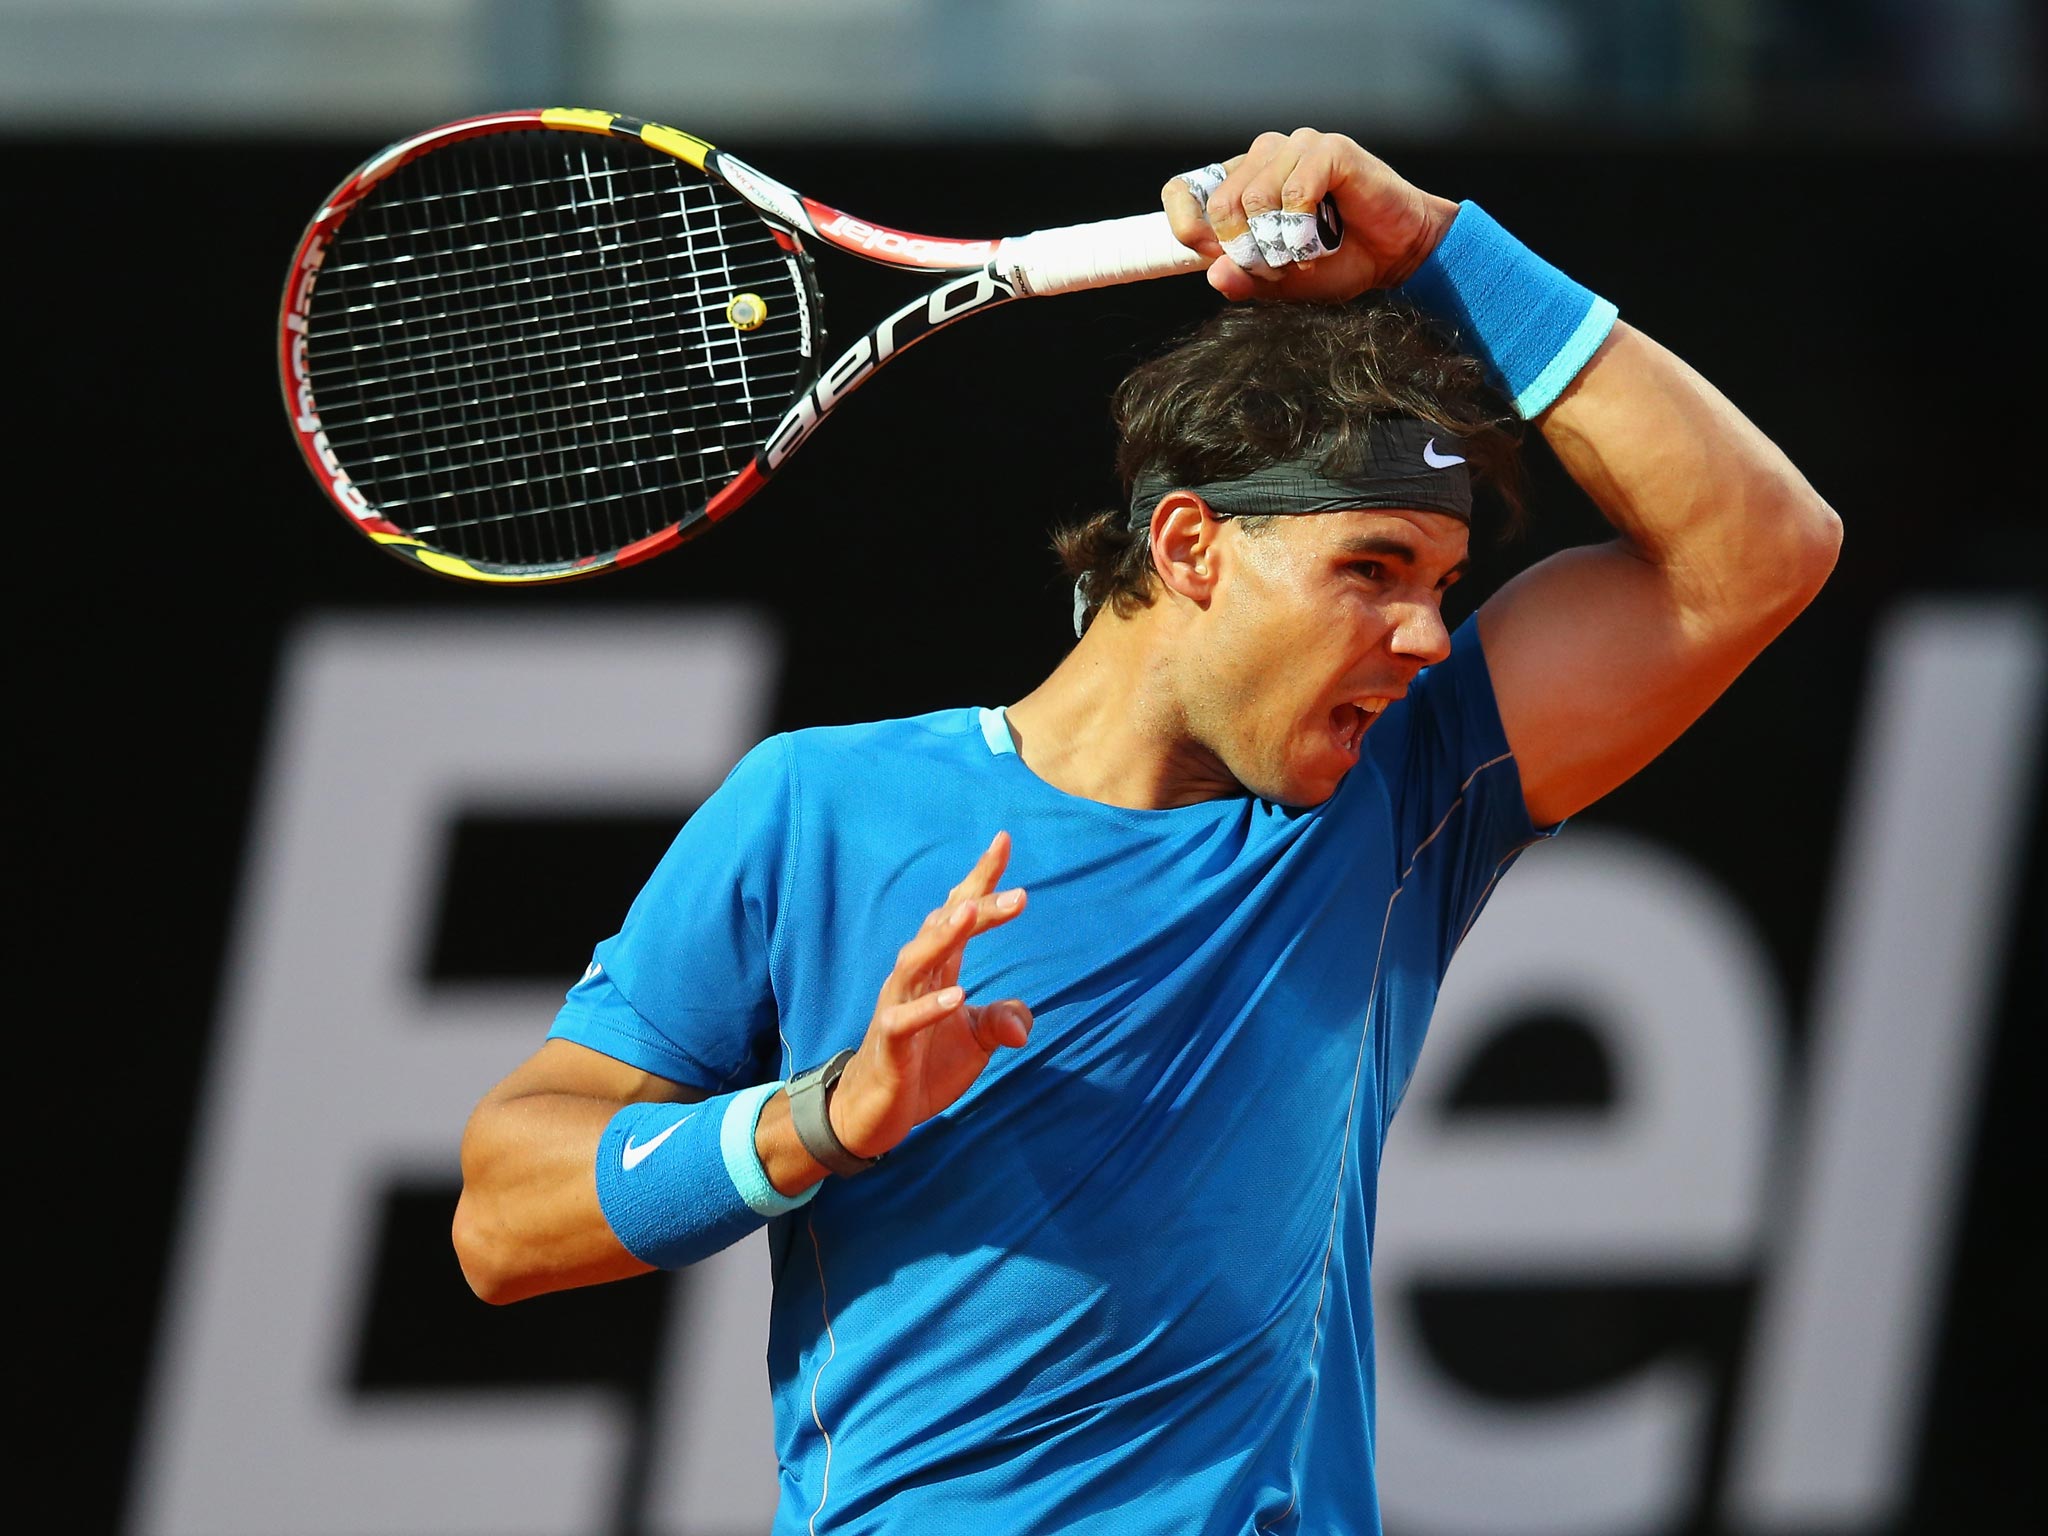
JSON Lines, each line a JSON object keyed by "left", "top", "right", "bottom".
{"left": 1390, "top": 598, "right": 1452, "bottom": 666}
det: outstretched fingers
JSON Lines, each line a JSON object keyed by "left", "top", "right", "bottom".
{"left": 879, "top": 984, "right": 966, "bottom": 1040}
{"left": 883, "top": 833, "right": 1028, "bottom": 1004}
{"left": 883, "top": 993, "right": 1033, "bottom": 1054}
{"left": 946, "top": 829, "right": 1011, "bottom": 905}
{"left": 836, "top": 840, "right": 1038, "bottom": 1157}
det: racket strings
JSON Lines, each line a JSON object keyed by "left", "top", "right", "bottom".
{"left": 573, "top": 137, "right": 678, "bottom": 555}
{"left": 310, "top": 321, "right": 807, "bottom": 440}
{"left": 304, "top": 129, "right": 810, "bottom": 568}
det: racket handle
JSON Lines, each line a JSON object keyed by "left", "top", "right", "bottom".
{"left": 995, "top": 211, "right": 1207, "bottom": 297}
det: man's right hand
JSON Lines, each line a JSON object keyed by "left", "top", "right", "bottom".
{"left": 826, "top": 831, "right": 1034, "bottom": 1160}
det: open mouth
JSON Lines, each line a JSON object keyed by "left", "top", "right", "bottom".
{"left": 1330, "top": 698, "right": 1389, "bottom": 755}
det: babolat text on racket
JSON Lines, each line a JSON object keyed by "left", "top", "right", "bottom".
{"left": 279, "top": 108, "right": 1340, "bottom": 584}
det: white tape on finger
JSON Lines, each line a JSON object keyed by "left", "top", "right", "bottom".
{"left": 1176, "top": 162, "right": 1229, "bottom": 208}
{"left": 1250, "top": 209, "right": 1337, "bottom": 267}
{"left": 1224, "top": 229, "right": 1273, "bottom": 274}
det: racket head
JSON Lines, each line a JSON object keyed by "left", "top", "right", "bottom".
{"left": 279, "top": 109, "right": 823, "bottom": 584}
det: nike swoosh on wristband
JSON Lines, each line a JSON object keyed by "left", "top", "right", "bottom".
{"left": 1423, "top": 438, "right": 1467, "bottom": 469}
{"left": 622, "top": 1111, "right": 698, "bottom": 1171}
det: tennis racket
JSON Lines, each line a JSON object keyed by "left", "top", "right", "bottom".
{"left": 279, "top": 108, "right": 1341, "bottom": 585}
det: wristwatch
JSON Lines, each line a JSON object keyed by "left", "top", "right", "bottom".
{"left": 786, "top": 1048, "right": 883, "bottom": 1177}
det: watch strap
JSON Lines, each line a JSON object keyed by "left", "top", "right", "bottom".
{"left": 786, "top": 1048, "right": 881, "bottom": 1177}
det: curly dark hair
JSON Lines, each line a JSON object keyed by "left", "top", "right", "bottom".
{"left": 1056, "top": 300, "right": 1523, "bottom": 632}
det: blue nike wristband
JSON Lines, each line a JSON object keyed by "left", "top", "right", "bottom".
{"left": 594, "top": 1084, "right": 817, "bottom": 1270}
{"left": 1397, "top": 201, "right": 1619, "bottom": 419}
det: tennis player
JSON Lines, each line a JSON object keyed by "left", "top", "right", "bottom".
{"left": 453, "top": 129, "right": 1840, "bottom": 1533}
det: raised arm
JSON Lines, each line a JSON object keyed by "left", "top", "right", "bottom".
{"left": 1165, "top": 131, "right": 1841, "bottom": 824}
{"left": 1475, "top": 322, "right": 1839, "bottom": 824}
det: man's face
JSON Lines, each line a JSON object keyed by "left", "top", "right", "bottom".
{"left": 1183, "top": 507, "right": 1469, "bottom": 807}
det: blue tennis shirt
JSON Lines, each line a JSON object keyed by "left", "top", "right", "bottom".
{"left": 549, "top": 616, "right": 1551, "bottom": 1534}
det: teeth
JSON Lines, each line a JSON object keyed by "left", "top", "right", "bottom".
{"left": 1333, "top": 700, "right": 1387, "bottom": 753}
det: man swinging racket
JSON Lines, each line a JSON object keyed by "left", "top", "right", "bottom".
{"left": 452, "top": 129, "right": 1840, "bottom": 1534}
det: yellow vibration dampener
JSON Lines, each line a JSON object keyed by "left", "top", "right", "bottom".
{"left": 726, "top": 292, "right": 768, "bottom": 331}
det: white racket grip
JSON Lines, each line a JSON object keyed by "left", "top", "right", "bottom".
{"left": 995, "top": 211, "right": 1206, "bottom": 297}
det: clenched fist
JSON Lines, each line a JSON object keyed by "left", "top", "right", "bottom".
{"left": 1163, "top": 128, "right": 1460, "bottom": 302}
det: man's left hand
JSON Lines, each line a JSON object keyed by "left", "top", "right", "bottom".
{"left": 1162, "top": 129, "right": 1460, "bottom": 302}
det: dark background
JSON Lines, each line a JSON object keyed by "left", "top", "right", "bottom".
{"left": 21, "top": 134, "right": 2043, "bottom": 1532}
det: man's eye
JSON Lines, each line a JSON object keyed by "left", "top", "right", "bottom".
{"left": 1349, "top": 562, "right": 1384, "bottom": 581}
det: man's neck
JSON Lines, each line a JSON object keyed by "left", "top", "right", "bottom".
{"left": 1003, "top": 615, "right": 1243, "bottom": 810}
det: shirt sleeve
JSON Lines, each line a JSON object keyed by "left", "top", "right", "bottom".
{"left": 547, "top": 735, "right": 794, "bottom": 1092}
{"left": 1363, "top": 615, "right": 1562, "bottom": 1121}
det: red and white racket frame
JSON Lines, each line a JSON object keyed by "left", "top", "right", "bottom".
{"left": 280, "top": 108, "right": 1210, "bottom": 584}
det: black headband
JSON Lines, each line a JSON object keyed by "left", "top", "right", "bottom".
{"left": 1128, "top": 417, "right": 1473, "bottom": 527}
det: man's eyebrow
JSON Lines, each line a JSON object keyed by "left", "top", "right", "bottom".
{"left": 1336, "top": 534, "right": 1470, "bottom": 580}
{"left": 1337, "top": 535, "right": 1418, "bottom": 560}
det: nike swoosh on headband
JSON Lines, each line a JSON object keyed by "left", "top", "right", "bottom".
{"left": 1127, "top": 419, "right": 1474, "bottom": 528}
{"left": 622, "top": 1111, "right": 699, "bottom": 1170}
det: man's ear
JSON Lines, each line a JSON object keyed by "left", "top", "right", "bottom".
{"left": 1150, "top": 493, "right": 1225, "bottom": 605}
